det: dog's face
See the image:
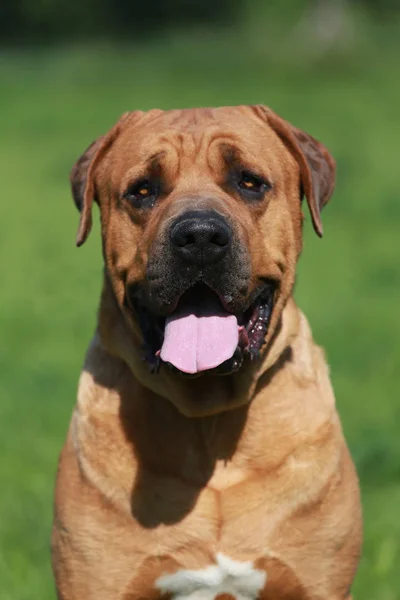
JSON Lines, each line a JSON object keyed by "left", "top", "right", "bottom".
{"left": 71, "top": 106, "right": 335, "bottom": 384}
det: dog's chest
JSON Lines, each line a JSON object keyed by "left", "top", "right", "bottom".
{"left": 120, "top": 465, "right": 313, "bottom": 600}
{"left": 123, "top": 544, "right": 307, "bottom": 600}
{"left": 154, "top": 553, "right": 267, "bottom": 600}
{"left": 74, "top": 375, "right": 337, "bottom": 600}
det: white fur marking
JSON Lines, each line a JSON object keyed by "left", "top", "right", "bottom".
{"left": 155, "top": 553, "right": 266, "bottom": 600}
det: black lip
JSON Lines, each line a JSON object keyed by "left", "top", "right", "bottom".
{"left": 128, "top": 281, "right": 276, "bottom": 376}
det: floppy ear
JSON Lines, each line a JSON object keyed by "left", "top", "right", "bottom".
{"left": 70, "top": 113, "right": 129, "bottom": 247}
{"left": 257, "top": 105, "right": 336, "bottom": 237}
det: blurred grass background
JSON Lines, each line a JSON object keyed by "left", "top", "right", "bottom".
{"left": 0, "top": 1, "right": 399, "bottom": 598}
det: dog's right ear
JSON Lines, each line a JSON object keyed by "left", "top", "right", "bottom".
{"left": 70, "top": 113, "right": 129, "bottom": 247}
{"left": 254, "top": 105, "right": 336, "bottom": 238}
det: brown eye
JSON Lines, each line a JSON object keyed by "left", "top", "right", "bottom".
{"left": 237, "top": 171, "right": 271, "bottom": 200}
{"left": 138, "top": 183, "right": 152, "bottom": 196}
{"left": 124, "top": 179, "right": 157, "bottom": 208}
{"left": 241, "top": 174, "right": 256, "bottom": 189}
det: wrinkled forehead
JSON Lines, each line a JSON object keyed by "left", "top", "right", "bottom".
{"left": 108, "top": 106, "right": 289, "bottom": 168}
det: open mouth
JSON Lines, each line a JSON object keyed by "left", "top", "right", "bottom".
{"left": 131, "top": 282, "right": 275, "bottom": 376}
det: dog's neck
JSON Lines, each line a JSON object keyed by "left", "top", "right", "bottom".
{"left": 78, "top": 283, "right": 326, "bottom": 511}
{"left": 96, "top": 275, "right": 301, "bottom": 417}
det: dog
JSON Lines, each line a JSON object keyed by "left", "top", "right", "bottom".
{"left": 52, "top": 105, "right": 362, "bottom": 600}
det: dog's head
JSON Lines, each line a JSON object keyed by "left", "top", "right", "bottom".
{"left": 71, "top": 106, "right": 335, "bottom": 407}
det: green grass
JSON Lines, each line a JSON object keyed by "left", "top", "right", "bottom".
{"left": 1, "top": 24, "right": 399, "bottom": 599}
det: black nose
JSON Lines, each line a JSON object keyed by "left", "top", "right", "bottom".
{"left": 170, "top": 210, "right": 232, "bottom": 266}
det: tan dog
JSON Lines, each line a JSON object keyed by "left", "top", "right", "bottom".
{"left": 52, "top": 106, "right": 362, "bottom": 600}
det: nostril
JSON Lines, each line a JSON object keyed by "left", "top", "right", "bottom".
{"left": 171, "top": 226, "right": 197, "bottom": 248}
{"left": 210, "top": 228, "right": 230, "bottom": 247}
{"left": 176, "top": 232, "right": 196, "bottom": 247}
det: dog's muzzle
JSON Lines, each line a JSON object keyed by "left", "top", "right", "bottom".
{"left": 128, "top": 209, "right": 276, "bottom": 377}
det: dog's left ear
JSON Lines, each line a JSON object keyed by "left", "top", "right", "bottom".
{"left": 70, "top": 113, "right": 130, "bottom": 247}
{"left": 256, "top": 105, "right": 336, "bottom": 237}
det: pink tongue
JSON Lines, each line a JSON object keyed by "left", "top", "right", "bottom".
{"left": 160, "top": 301, "right": 239, "bottom": 374}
